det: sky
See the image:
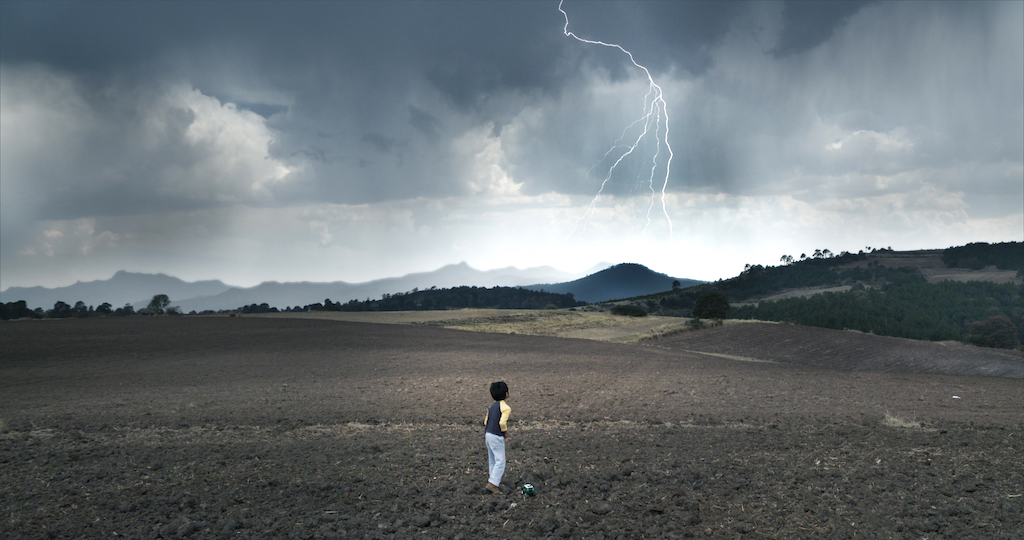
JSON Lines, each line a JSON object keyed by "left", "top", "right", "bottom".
{"left": 1, "top": 0, "right": 1022, "bottom": 290}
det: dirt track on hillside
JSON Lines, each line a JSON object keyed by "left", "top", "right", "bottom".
{"left": 649, "top": 322, "right": 1024, "bottom": 379}
{"left": 2, "top": 316, "right": 1022, "bottom": 539}
{"left": 272, "top": 310, "right": 1024, "bottom": 379}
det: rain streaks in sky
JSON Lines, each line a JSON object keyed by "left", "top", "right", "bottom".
{"left": 559, "top": 0, "right": 675, "bottom": 240}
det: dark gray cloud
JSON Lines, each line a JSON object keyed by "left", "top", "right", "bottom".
{"left": 773, "top": 1, "right": 873, "bottom": 56}
{"left": 0, "top": 2, "right": 566, "bottom": 93}
{"left": 0, "top": 0, "right": 878, "bottom": 206}
{"left": 1, "top": 1, "right": 1020, "bottom": 290}
{"left": 408, "top": 106, "right": 442, "bottom": 139}
{"left": 556, "top": 1, "right": 745, "bottom": 76}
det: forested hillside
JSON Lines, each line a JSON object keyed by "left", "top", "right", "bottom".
{"left": 730, "top": 279, "right": 1023, "bottom": 347}
{"left": 644, "top": 249, "right": 907, "bottom": 310}
{"left": 632, "top": 242, "right": 1023, "bottom": 349}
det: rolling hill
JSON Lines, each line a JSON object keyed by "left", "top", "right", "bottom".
{"left": 619, "top": 242, "right": 1023, "bottom": 348}
{"left": 524, "top": 263, "right": 703, "bottom": 303}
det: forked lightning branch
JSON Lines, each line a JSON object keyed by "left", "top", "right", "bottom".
{"left": 559, "top": 0, "right": 675, "bottom": 240}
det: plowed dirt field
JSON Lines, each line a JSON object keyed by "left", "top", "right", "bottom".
{"left": 2, "top": 315, "right": 1022, "bottom": 539}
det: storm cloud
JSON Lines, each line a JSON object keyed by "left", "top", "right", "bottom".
{"left": 1, "top": 1, "right": 1021, "bottom": 289}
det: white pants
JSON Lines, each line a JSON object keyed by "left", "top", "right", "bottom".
{"left": 485, "top": 432, "right": 506, "bottom": 486}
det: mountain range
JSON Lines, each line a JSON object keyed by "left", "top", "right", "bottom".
{"left": 1, "top": 271, "right": 232, "bottom": 312}
{"left": 1, "top": 261, "right": 701, "bottom": 312}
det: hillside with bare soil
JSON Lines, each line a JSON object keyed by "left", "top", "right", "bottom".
{"left": 260, "top": 309, "right": 694, "bottom": 343}
{"left": 832, "top": 249, "right": 1021, "bottom": 285}
{"left": 647, "top": 321, "right": 1024, "bottom": 378}
{"left": 262, "top": 310, "right": 1024, "bottom": 378}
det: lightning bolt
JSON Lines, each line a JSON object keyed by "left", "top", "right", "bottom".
{"left": 559, "top": 0, "right": 674, "bottom": 240}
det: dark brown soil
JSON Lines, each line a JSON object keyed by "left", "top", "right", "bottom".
{"left": 651, "top": 321, "right": 1024, "bottom": 379}
{"left": 2, "top": 316, "right": 1023, "bottom": 539}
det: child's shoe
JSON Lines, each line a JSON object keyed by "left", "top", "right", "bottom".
{"left": 486, "top": 482, "right": 502, "bottom": 495}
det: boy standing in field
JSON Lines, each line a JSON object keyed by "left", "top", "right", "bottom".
{"left": 484, "top": 381, "right": 511, "bottom": 495}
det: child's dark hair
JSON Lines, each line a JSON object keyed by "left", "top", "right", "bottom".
{"left": 489, "top": 381, "right": 508, "bottom": 401}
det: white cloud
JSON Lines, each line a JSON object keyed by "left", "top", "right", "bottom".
{"left": 452, "top": 122, "right": 523, "bottom": 197}
{"left": 162, "top": 85, "right": 295, "bottom": 199}
{"left": 21, "top": 218, "right": 120, "bottom": 258}
{"left": 0, "top": 65, "right": 295, "bottom": 216}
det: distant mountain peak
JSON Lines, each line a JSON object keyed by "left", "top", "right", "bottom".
{"left": 524, "top": 263, "right": 703, "bottom": 303}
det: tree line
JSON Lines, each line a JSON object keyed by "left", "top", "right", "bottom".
{"left": 0, "top": 294, "right": 177, "bottom": 320}
{"left": 1, "top": 286, "right": 584, "bottom": 320}
{"left": 0, "top": 299, "right": 134, "bottom": 320}
{"left": 942, "top": 241, "right": 1023, "bottom": 273}
{"left": 332, "top": 286, "right": 584, "bottom": 311}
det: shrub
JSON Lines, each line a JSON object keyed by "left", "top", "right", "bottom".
{"left": 686, "top": 317, "right": 723, "bottom": 331}
{"left": 610, "top": 305, "right": 647, "bottom": 317}
{"left": 965, "top": 315, "right": 1020, "bottom": 349}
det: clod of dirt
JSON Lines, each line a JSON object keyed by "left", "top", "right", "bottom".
{"left": 591, "top": 501, "right": 612, "bottom": 515}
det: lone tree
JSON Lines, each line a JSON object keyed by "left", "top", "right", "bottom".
{"left": 692, "top": 291, "right": 730, "bottom": 319}
{"left": 147, "top": 294, "right": 171, "bottom": 315}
